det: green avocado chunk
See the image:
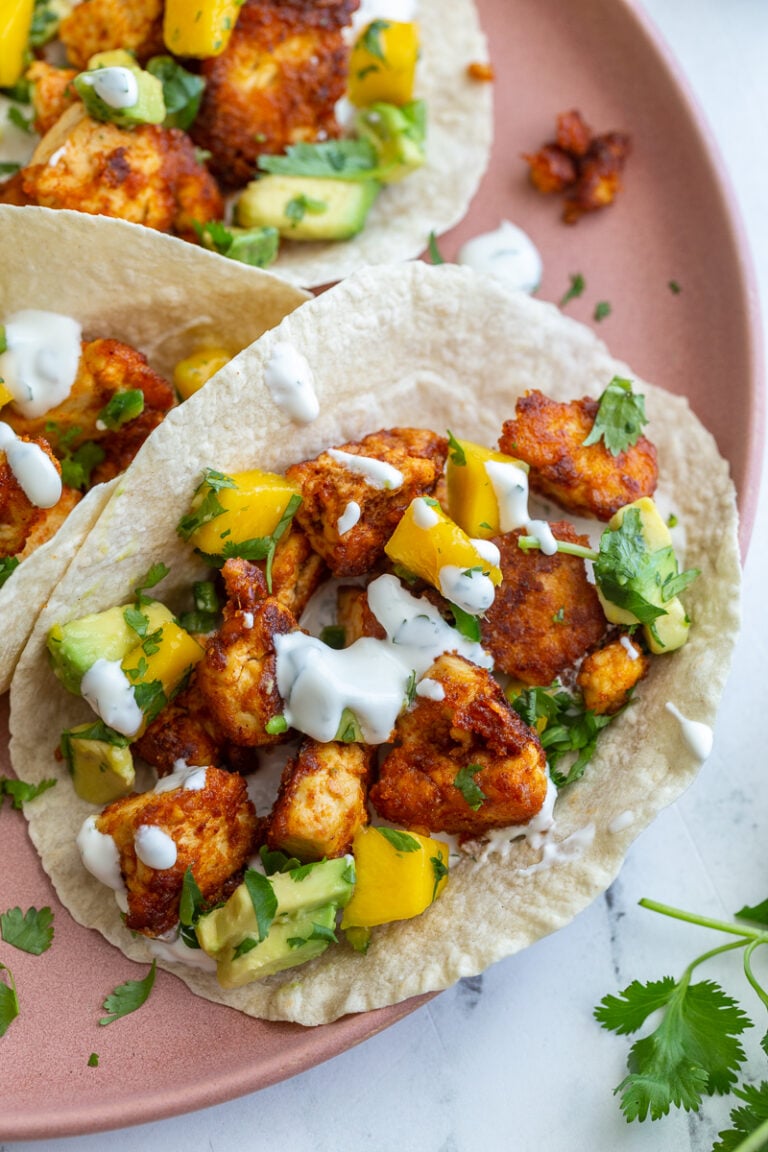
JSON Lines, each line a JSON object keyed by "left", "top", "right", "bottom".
{"left": 196, "top": 856, "right": 356, "bottom": 989}
{"left": 73, "top": 56, "right": 165, "bottom": 128}
{"left": 355, "top": 100, "right": 427, "bottom": 184}
{"left": 48, "top": 601, "right": 175, "bottom": 696}
{"left": 236, "top": 175, "right": 380, "bottom": 241}
{"left": 60, "top": 721, "right": 134, "bottom": 805}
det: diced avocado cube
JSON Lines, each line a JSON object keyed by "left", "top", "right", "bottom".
{"left": 73, "top": 62, "right": 165, "bottom": 128}
{"left": 60, "top": 721, "right": 134, "bottom": 805}
{"left": 47, "top": 601, "right": 175, "bottom": 696}
{"left": 236, "top": 175, "right": 380, "bottom": 241}
{"left": 216, "top": 902, "right": 338, "bottom": 988}
{"left": 355, "top": 100, "right": 426, "bottom": 184}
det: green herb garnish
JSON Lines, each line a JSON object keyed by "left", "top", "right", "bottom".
{"left": 376, "top": 827, "right": 421, "bottom": 852}
{"left": 453, "top": 763, "right": 486, "bottom": 811}
{"left": 99, "top": 961, "right": 157, "bottom": 1026}
{"left": 559, "top": 272, "right": 585, "bottom": 307}
{"left": 0, "top": 964, "right": 19, "bottom": 1037}
{"left": 243, "top": 869, "right": 278, "bottom": 943}
{"left": 582, "top": 377, "right": 648, "bottom": 456}
{"left": 97, "top": 390, "right": 144, "bottom": 431}
{"left": 0, "top": 775, "right": 56, "bottom": 811}
{"left": 0, "top": 907, "right": 54, "bottom": 955}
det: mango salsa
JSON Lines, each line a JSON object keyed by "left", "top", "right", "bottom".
{"left": 341, "top": 825, "right": 449, "bottom": 929}
{"left": 183, "top": 468, "right": 300, "bottom": 554}
{"left": 0, "top": 0, "right": 34, "bottom": 88}
{"left": 384, "top": 496, "right": 502, "bottom": 595}
{"left": 447, "top": 437, "right": 529, "bottom": 539}
{"left": 163, "top": 0, "right": 244, "bottom": 58}
{"left": 121, "top": 619, "right": 204, "bottom": 730}
{"left": 347, "top": 20, "right": 419, "bottom": 107}
{"left": 173, "top": 347, "right": 231, "bottom": 400}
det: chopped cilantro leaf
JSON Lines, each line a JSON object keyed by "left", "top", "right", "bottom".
{"left": 0, "top": 906, "right": 54, "bottom": 955}
{"left": 320, "top": 625, "right": 346, "bottom": 649}
{"left": 405, "top": 670, "right": 417, "bottom": 706}
{"left": 430, "top": 855, "right": 449, "bottom": 902}
{"left": 99, "top": 961, "right": 157, "bottom": 1026}
{"left": 87, "top": 1052, "right": 100, "bottom": 1067}
{"left": 559, "top": 272, "right": 585, "bottom": 307}
{"left": 97, "top": 390, "right": 144, "bottom": 431}
{"left": 177, "top": 470, "right": 236, "bottom": 541}
{"left": 0, "top": 775, "right": 56, "bottom": 810}
{"left": 735, "top": 899, "right": 768, "bottom": 927}
{"left": 258, "top": 138, "right": 379, "bottom": 180}
{"left": 8, "top": 106, "right": 33, "bottom": 134}
{"left": 593, "top": 300, "right": 612, "bottom": 322}
{"left": 668, "top": 280, "right": 682, "bottom": 295}
{"left": 0, "top": 162, "right": 21, "bottom": 176}
{"left": 233, "top": 937, "right": 259, "bottom": 960}
{"left": 124, "top": 606, "right": 149, "bottom": 638}
{"left": 511, "top": 683, "right": 616, "bottom": 787}
{"left": 288, "top": 861, "right": 321, "bottom": 882}
{"left": 284, "top": 194, "right": 327, "bottom": 224}
{"left": 376, "top": 827, "right": 421, "bottom": 853}
{"left": 446, "top": 430, "right": 466, "bottom": 466}
{"left": 450, "top": 604, "right": 481, "bottom": 642}
{"left": 453, "top": 763, "right": 486, "bottom": 810}
{"left": 428, "top": 230, "right": 446, "bottom": 265}
{"left": 259, "top": 846, "right": 302, "bottom": 875}
{"left": 0, "top": 964, "right": 19, "bottom": 1037}
{"left": 133, "top": 562, "right": 170, "bottom": 603}
{"left": 309, "top": 922, "right": 337, "bottom": 944}
{"left": 0, "top": 325, "right": 7, "bottom": 354}
{"left": 145, "top": 55, "right": 205, "bottom": 131}
{"left": 360, "top": 18, "right": 391, "bottom": 61}
{"left": 0, "top": 556, "right": 19, "bottom": 589}
{"left": 60, "top": 441, "right": 105, "bottom": 491}
{"left": 583, "top": 377, "right": 648, "bottom": 456}
{"left": 243, "top": 869, "right": 277, "bottom": 943}
{"left": 132, "top": 680, "right": 167, "bottom": 724}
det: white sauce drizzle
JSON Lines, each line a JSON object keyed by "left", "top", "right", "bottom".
{"left": 0, "top": 421, "right": 62, "bottom": 508}
{"left": 484, "top": 460, "right": 529, "bottom": 531}
{"left": 264, "top": 341, "right": 319, "bottom": 424}
{"left": 337, "top": 500, "right": 361, "bottom": 535}
{"left": 665, "top": 702, "right": 714, "bottom": 762}
{"left": 457, "top": 220, "right": 543, "bottom": 296}
{"left": 327, "top": 448, "right": 403, "bottom": 490}
{"left": 470, "top": 537, "right": 501, "bottom": 568}
{"left": 517, "top": 823, "right": 596, "bottom": 876}
{"left": 0, "top": 309, "right": 82, "bottom": 417}
{"left": 76, "top": 816, "right": 125, "bottom": 892}
{"left": 415, "top": 677, "right": 445, "bottom": 702}
{"left": 134, "top": 825, "right": 178, "bottom": 870}
{"left": 412, "top": 496, "right": 440, "bottom": 529}
{"left": 80, "top": 66, "right": 139, "bottom": 110}
{"left": 80, "top": 658, "right": 143, "bottom": 738}
{"left": 147, "top": 927, "right": 218, "bottom": 973}
{"left": 608, "top": 810, "right": 636, "bottom": 834}
{"left": 620, "top": 635, "right": 640, "bottom": 660}
{"left": 524, "top": 518, "right": 558, "bottom": 556}
{"left": 154, "top": 764, "right": 208, "bottom": 793}
{"left": 438, "top": 564, "right": 495, "bottom": 615}
{"left": 48, "top": 144, "right": 67, "bottom": 167}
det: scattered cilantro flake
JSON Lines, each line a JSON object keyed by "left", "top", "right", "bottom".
{"left": 668, "top": 279, "right": 682, "bottom": 295}
{"left": 288, "top": 861, "right": 321, "bottom": 882}
{"left": 60, "top": 440, "right": 105, "bottom": 491}
{"left": 320, "top": 625, "right": 346, "bottom": 649}
{"left": 583, "top": 377, "right": 648, "bottom": 456}
{"left": 0, "top": 775, "right": 56, "bottom": 810}
{"left": 559, "top": 272, "right": 585, "bottom": 307}
{"left": 446, "top": 430, "right": 466, "bottom": 466}
{"left": 309, "top": 922, "right": 337, "bottom": 944}
{"left": 145, "top": 55, "right": 205, "bottom": 131}
{"left": 552, "top": 607, "right": 566, "bottom": 624}
{"left": 133, "top": 563, "right": 170, "bottom": 605}
{"left": 593, "top": 300, "right": 612, "bottom": 322}
{"left": 431, "top": 855, "right": 449, "bottom": 902}
{"left": 453, "top": 763, "right": 486, "bottom": 811}
{"left": 360, "top": 18, "right": 391, "bottom": 61}
{"left": 0, "top": 162, "right": 21, "bottom": 177}
{"left": 284, "top": 193, "right": 327, "bottom": 225}
{"left": 99, "top": 961, "right": 157, "bottom": 1026}
{"left": 132, "top": 680, "right": 167, "bottom": 725}
{"left": 260, "top": 846, "right": 302, "bottom": 875}
{"left": 450, "top": 604, "right": 481, "bottom": 642}
{"left": 179, "top": 866, "right": 207, "bottom": 944}
{"left": 667, "top": 513, "right": 679, "bottom": 529}
{"left": 124, "top": 606, "right": 149, "bottom": 637}
{"left": 233, "top": 937, "right": 259, "bottom": 960}
{"left": 87, "top": 1052, "right": 100, "bottom": 1067}
{"left": 97, "top": 390, "right": 144, "bottom": 431}
{"left": 0, "top": 964, "right": 19, "bottom": 1038}
{"left": 427, "top": 230, "right": 446, "bottom": 265}
{"left": 0, "top": 907, "right": 54, "bottom": 955}
{"left": 243, "top": 869, "right": 278, "bottom": 943}
{"left": 193, "top": 220, "right": 279, "bottom": 269}
{"left": 376, "top": 827, "right": 421, "bottom": 853}
{"left": 177, "top": 470, "right": 236, "bottom": 541}
{"left": 0, "top": 556, "right": 19, "bottom": 589}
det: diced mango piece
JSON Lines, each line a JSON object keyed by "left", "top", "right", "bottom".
{"left": 163, "top": 0, "right": 243, "bottom": 58}
{"left": 173, "top": 347, "right": 231, "bottom": 400}
{"left": 185, "top": 468, "right": 300, "bottom": 554}
{"left": 121, "top": 620, "right": 203, "bottom": 731}
{"left": 447, "top": 438, "right": 529, "bottom": 539}
{"left": 0, "top": 0, "right": 34, "bottom": 88}
{"left": 341, "top": 825, "right": 449, "bottom": 929}
{"left": 0, "top": 381, "right": 15, "bottom": 409}
{"left": 385, "top": 497, "right": 502, "bottom": 592}
{"left": 348, "top": 20, "right": 419, "bottom": 108}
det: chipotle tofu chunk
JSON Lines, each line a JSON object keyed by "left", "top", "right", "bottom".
{"left": 191, "top": 0, "right": 357, "bottom": 189}
{"left": 17, "top": 486, "right": 81, "bottom": 560}
{"left": 371, "top": 653, "right": 548, "bottom": 836}
{"left": 576, "top": 634, "right": 650, "bottom": 715}
{"left": 286, "top": 427, "right": 448, "bottom": 577}
{"left": 267, "top": 739, "right": 374, "bottom": 861}
{"left": 20, "top": 109, "right": 223, "bottom": 241}
{"left": 195, "top": 558, "right": 299, "bottom": 746}
{"left": 268, "top": 528, "right": 328, "bottom": 617}
{"left": 28, "top": 62, "right": 79, "bottom": 135}
{"left": 481, "top": 522, "right": 606, "bottom": 686}
{"left": 94, "top": 765, "right": 258, "bottom": 937}
{"left": 58, "top": 0, "right": 165, "bottom": 70}
{"left": 133, "top": 672, "right": 229, "bottom": 777}
{"left": 499, "top": 390, "right": 657, "bottom": 520}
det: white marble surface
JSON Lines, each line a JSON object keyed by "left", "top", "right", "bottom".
{"left": 5, "top": 1, "right": 768, "bottom": 1149}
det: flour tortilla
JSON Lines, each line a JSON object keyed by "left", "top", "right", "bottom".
{"left": 10, "top": 262, "right": 741, "bottom": 1025}
{"left": 0, "top": 204, "right": 308, "bottom": 692}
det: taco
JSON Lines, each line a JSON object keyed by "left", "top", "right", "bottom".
{"left": 0, "top": 0, "right": 492, "bottom": 288}
{"left": 9, "top": 262, "right": 740, "bottom": 1025}
{"left": 0, "top": 203, "right": 308, "bottom": 692}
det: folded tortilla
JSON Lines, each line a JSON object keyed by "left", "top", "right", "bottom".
{"left": 0, "top": 204, "right": 308, "bottom": 692}
{"left": 9, "top": 262, "right": 741, "bottom": 1025}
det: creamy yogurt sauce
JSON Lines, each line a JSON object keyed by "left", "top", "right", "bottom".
{"left": 79, "top": 66, "right": 139, "bottom": 109}
{"left": 0, "top": 422, "right": 62, "bottom": 508}
{"left": 524, "top": 519, "right": 558, "bottom": 556}
{"left": 0, "top": 309, "right": 82, "bottom": 418}
{"left": 264, "top": 341, "right": 319, "bottom": 424}
{"left": 516, "top": 824, "right": 596, "bottom": 876}
{"left": 665, "top": 701, "right": 714, "bottom": 761}
{"left": 471, "top": 537, "right": 501, "bottom": 568}
{"left": 484, "top": 459, "right": 529, "bottom": 531}
{"left": 438, "top": 563, "right": 495, "bottom": 615}
{"left": 415, "top": 677, "right": 445, "bottom": 701}
{"left": 80, "top": 658, "right": 144, "bottom": 738}
{"left": 327, "top": 448, "right": 403, "bottom": 490}
{"left": 412, "top": 496, "right": 440, "bottom": 529}
{"left": 620, "top": 635, "right": 640, "bottom": 660}
{"left": 155, "top": 764, "right": 208, "bottom": 793}
{"left": 457, "top": 221, "right": 543, "bottom": 295}
{"left": 77, "top": 816, "right": 125, "bottom": 892}
{"left": 134, "top": 825, "right": 178, "bottom": 870}
{"left": 337, "top": 500, "right": 361, "bottom": 535}
{"left": 147, "top": 928, "right": 218, "bottom": 973}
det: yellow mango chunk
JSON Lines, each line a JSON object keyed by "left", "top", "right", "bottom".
{"left": 163, "top": 0, "right": 243, "bottom": 58}
{"left": 121, "top": 620, "right": 203, "bottom": 732}
{"left": 173, "top": 347, "right": 231, "bottom": 400}
{"left": 185, "top": 468, "right": 301, "bottom": 554}
{"left": 0, "top": 380, "right": 15, "bottom": 409}
{"left": 341, "top": 825, "right": 449, "bottom": 929}
{"left": 447, "top": 437, "right": 529, "bottom": 539}
{"left": 347, "top": 20, "right": 419, "bottom": 107}
{"left": 0, "top": 0, "right": 34, "bottom": 87}
{"left": 385, "top": 497, "right": 502, "bottom": 608}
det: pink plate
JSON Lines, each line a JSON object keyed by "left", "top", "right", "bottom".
{"left": 0, "top": 0, "right": 763, "bottom": 1139}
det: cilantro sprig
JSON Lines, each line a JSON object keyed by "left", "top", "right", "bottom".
{"left": 99, "top": 961, "right": 157, "bottom": 1026}
{"left": 0, "top": 907, "right": 54, "bottom": 955}
{"left": 0, "top": 775, "right": 56, "bottom": 810}
{"left": 596, "top": 897, "right": 768, "bottom": 1150}
{"left": 583, "top": 377, "right": 648, "bottom": 456}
